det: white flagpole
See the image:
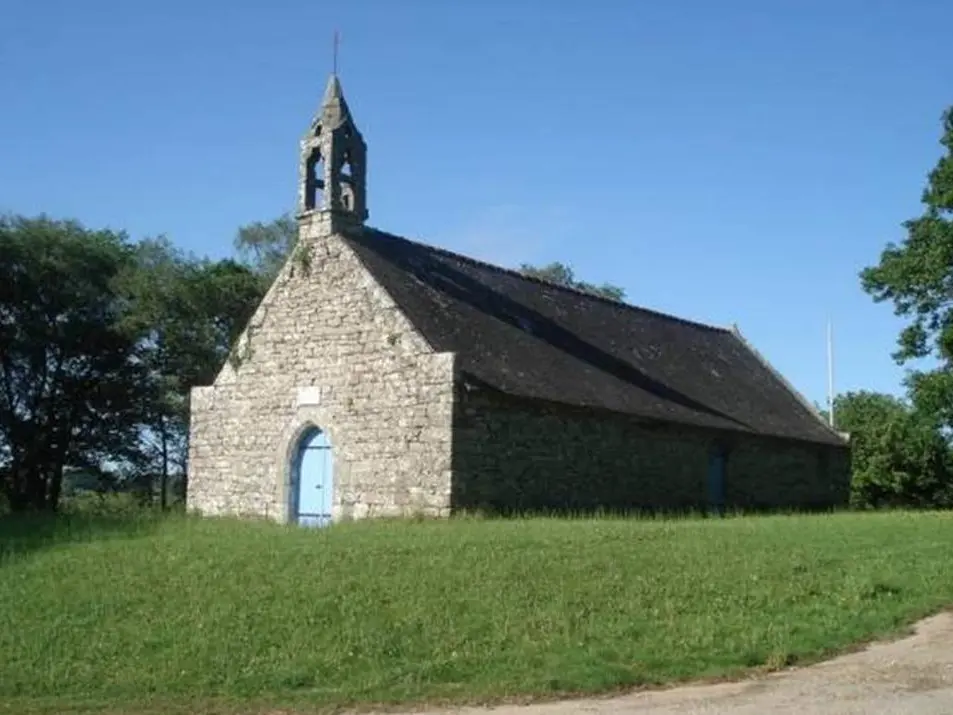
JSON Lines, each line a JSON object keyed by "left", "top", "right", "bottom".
{"left": 827, "top": 317, "right": 835, "bottom": 427}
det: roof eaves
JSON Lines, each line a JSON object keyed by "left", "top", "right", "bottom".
{"left": 728, "top": 323, "right": 848, "bottom": 445}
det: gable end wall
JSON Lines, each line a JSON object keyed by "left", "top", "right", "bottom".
{"left": 187, "top": 216, "right": 455, "bottom": 522}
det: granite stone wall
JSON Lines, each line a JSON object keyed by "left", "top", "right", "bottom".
{"left": 186, "top": 214, "right": 455, "bottom": 522}
{"left": 451, "top": 387, "right": 851, "bottom": 515}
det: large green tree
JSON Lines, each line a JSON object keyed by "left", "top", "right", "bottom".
{"left": 830, "top": 391, "right": 953, "bottom": 509}
{"left": 0, "top": 215, "right": 147, "bottom": 511}
{"left": 0, "top": 216, "right": 264, "bottom": 513}
{"left": 119, "top": 237, "right": 263, "bottom": 507}
{"left": 234, "top": 212, "right": 297, "bottom": 287}
{"left": 861, "top": 106, "right": 953, "bottom": 427}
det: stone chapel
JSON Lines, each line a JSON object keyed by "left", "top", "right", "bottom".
{"left": 186, "top": 74, "right": 852, "bottom": 525}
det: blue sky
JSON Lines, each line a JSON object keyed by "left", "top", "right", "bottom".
{"left": 3, "top": 0, "right": 952, "bottom": 408}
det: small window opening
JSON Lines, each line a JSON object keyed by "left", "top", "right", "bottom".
{"left": 305, "top": 148, "right": 325, "bottom": 210}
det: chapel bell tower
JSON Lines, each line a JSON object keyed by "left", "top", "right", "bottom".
{"left": 297, "top": 73, "right": 368, "bottom": 226}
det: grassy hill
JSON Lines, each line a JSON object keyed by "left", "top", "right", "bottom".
{"left": 2, "top": 509, "right": 953, "bottom": 714}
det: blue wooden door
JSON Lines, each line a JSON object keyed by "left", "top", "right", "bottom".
{"left": 292, "top": 428, "right": 333, "bottom": 527}
{"left": 707, "top": 447, "right": 727, "bottom": 514}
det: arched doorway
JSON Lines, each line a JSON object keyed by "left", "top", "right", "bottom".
{"left": 289, "top": 427, "right": 334, "bottom": 527}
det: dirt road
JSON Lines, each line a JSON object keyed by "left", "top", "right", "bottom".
{"left": 404, "top": 612, "right": 953, "bottom": 715}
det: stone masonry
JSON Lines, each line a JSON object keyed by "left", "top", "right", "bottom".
{"left": 452, "top": 388, "right": 850, "bottom": 515}
{"left": 187, "top": 213, "right": 455, "bottom": 522}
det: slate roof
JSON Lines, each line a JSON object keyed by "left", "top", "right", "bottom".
{"left": 343, "top": 228, "right": 846, "bottom": 447}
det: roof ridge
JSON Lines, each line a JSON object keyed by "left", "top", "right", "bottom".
{"left": 363, "top": 227, "right": 733, "bottom": 335}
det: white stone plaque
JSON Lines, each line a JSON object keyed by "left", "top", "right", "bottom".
{"left": 296, "top": 386, "right": 322, "bottom": 406}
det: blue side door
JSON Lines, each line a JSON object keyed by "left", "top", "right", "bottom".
{"left": 293, "top": 428, "right": 334, "bottom": 527}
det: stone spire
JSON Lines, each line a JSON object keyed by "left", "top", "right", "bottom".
{"left": 297, "top": 73, "right": 368, "bottom": 226}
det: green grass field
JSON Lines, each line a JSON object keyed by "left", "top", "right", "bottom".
{"left": 2, "top": 509, "right": 953, "bottom": 714}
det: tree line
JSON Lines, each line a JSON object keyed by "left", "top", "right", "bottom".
{"left": 2, "top": 106, "right": 953, "bottom": 513}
